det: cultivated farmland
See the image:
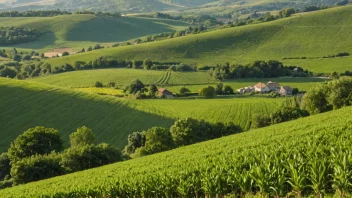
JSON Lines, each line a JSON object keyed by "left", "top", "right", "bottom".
{"left": 44, "top": 5, "right": 352, "bottom": 73}
{"left": 29, "top": 69, "right": 219, "bottom": 87}
{"left": 0, "top": 77, "right": 283, "bottom": 151}
{"left": 1, "top": 105, "right": 351, "bottom": 197}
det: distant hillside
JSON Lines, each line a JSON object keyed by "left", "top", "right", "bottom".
{"left": 0, "top": 77, "right": 284, "bottom": 151}
{"left": 45, "top": 5, "right": 352, "bottom": 73}
{"left": 1, "top": 104, "right": 351, "bottom": 197}
{"left": 0, "top": 14, "right": 189, "bottom": 50}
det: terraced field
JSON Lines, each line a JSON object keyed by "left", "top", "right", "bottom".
{"left": 44, "top": 6, "right": 352, "bottom": 73}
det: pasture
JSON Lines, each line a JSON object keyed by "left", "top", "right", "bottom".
{"left": 0, "top": 15, "right": 190, "bottom": 51}
{"left": 1, "top": 105, "right": 351, "bottom": 197}
{"left": 44, "top": 5, "right": 352, "bottom": 73}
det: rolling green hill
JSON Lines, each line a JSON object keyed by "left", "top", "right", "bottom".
{"left": 1, "top": 104, "right": 351, "bottom": 197}
{"left": 28, "top": 69, "right": 218, "bottom": 87}
{"left": 0, "top": 77, "right": 174, "bottom": 151}
{"left": 0, "top": 77, "right": 284, "bottom": 151}
{"left": 0, "top": 15, "right": 189, "bottom": 50}
{"left": 45, "top": 6, "right": 352, "bottom": 73}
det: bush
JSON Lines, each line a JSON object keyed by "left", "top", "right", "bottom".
{"left": 179, "top": 87, "right": 191, "bottom": 96}
{"left": 7, "top": 126, "right": 63, "bottom": 162}
{"left": 10, "top": 153, "right": 65, "bottom": 185}
{"left": 61, "top": 52, "right": 69, "bottom": 56}
{"left": 95, "top": 81, "right": 103, "bottom": 87}
{"left": 69, "top": 126, "right": 96, "bottom": 148}
{"left": 223, "top": 85, "right": 234, "bottom": 95}
{"left": 0, "top": 153, "right": 10, "bottom": 180}
{"left": 139, "top": 127, "right": 174, "bottom": 156}
{"left": 199, "top": 86, "right": 216, "bottom": 98}
{"left": 61, "top": 143, "right": 122, "bottom": 172}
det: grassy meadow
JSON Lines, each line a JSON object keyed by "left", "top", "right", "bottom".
{"left": 0, "top": 78, "right": 174, "bottom": 151}
{"left": 1, "top": 105, "right": 351, "bottom": 197}
{"left": 0, "top": 77, "right": 286, "bottom": 151}
{"left": 28, "top": 68, "right": 326, "bottom": 92}
{"left": 43, "top": 5, "right": 352, "bottom": 73}
{"left": 28, "top": 69, "right": 218, "bottom": 87}
{"left": 0, "top": 15, "right": 190, "bottom": 51}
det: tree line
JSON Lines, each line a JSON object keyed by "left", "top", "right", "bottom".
{"left": 0, "top": 27, "right": 39, "bottom": 45}
{"left": 0, "top": 126, "right": 122, "bottom": 188}
{"left": 208, "top": 60, "right": 312, "bottom": 80}
{"left": 0, "top": 10, "right": 121, "bottom": 18}
{"left": 123, "top": 118, "right": 242, "bottom": 158}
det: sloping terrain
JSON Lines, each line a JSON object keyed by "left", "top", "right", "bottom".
{"left": 0, "top": 78, "right": 174, "bottom": 151}
{"left": 45, "top": 5, "right": 352, "bottom": 73}
{"left": 1, "top": 105, "right": 351, "bottom": 197}
{"left": 0, "top": 14, "right": 189, "bottom": 50}
{"left": 0, "top": 77, "right": 284, "bottom": 151}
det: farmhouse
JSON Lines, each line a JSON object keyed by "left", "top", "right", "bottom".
{"left": 267, "top": 81, "right": 281, "bottom": 92}
{"left": 254, "top": 82, "right": 270, "bottom": 93}
{"left": 158, "top": 88, "right": 174, "bottom": 98}
{"left": 280, "top": 86, "right": 293, "bottom": 96}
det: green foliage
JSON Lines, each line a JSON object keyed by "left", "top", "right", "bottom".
{"left": 2, "top": 106, "right": 352, "bottom": 197}
{"left": 143, "top": 59, "right": 153, "bottom": 70}
{"left": 61, "top": 52, "right": 69, "bottom": 56}
{"left": 0, "top": 153, "right": 10, "bottom": 180}
{"left": 7, "top": 126, "right": 63, "bottom": 162}
{"left": 123, "top": 132, "right": 146, "bottom": 155}
{"left": 199, "top": 86, "right": 215, "bottom": 98}
{"left": 223, "top": 85, "right": 234, "bottom": 95}
{"left": 124, "top": 79, "right": 145, "bottom": 94}
{"left": 0, "top": 26, "right": 38, "bottom": 45}
{"left": 69, "top": 126, "right": 96, "bottom": 148}
{"left": 149, "top": 84, "right": 158, "bottom": 96}
{"left": 94, "top": 81, "right": 103, "bottom": 87}
{"left": 179, "top": 87, "right": 191, "bottom": 96}
{"left": 10, "top": 153, "right": 65, "bottom": 185}
{"left": 138, "top": 127, "right": 174, "bottom": 156}
{"left": 61, "top": 143, "right": 122, "bottom": 172}
{"left": 302, "top": 77, "right": 352, "bottom": 114}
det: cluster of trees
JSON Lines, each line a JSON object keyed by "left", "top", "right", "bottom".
{"left": 0, "top": 126, "right": 122, "bottom": 188}
{"left": 0, "top": 27, "right": 39, "bottom": 45}
{"left": 253, "top": 77, "right": 352, "bottom": 128}
{"left": 208, "top": 60, "right": 312, "bottom": 80}
{"left": 153, "top": 13, "right": 218, "bottom": 26}
{"left": 252, "top": 96, "right": 309, "bottom": 128}
{"left": 123, "top": 118, "right": 242, "bottom": 157}
{"left": 301, "top": 76, "right": 352, "bottom": 114}
{"left": 74, "top": 10, "right": 121, "bottom": 17}
{"left": 0, "top": 10, "right": 71, "bottom": 17}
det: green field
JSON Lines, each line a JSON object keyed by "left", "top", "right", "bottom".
{"left": 0, "top": 78, "right": 174, "bottom": 151}
{"left": 28, "top": 68, "right": 326, "bottom": 92}
{"left": 28, "top": 69, "right": 218, "bottom": 87}
{"left": 0, "top": 77, "right": 284, "bottom": 151}
{"left": 122, "top": 96, "right": 283, "bottom": 130}
{"left": 44, "top": 6, "right": 352, "bottom": 73}
{"left": 0, "top": 15, "right": 189, "bottom": 51}
{"left": 1, "top": 104, "right": 351, "bottom": 197}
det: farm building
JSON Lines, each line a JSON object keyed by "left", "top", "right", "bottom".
{"left": 280, "top": 86, "right": 293, "bottom": 96}
{"left": 267, "top": 81, "right": 281, "bottom": 92}
{"left": 158, "top": 88, "right": 174, "bottom": 98}
{"left": 254, "top": 82, "right": 270, "bottom": 93}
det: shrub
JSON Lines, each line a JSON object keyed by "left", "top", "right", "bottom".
{"left": 69, "top": 126, "right": 96, "bottom": 148}
{"left": 10, "top": 153, "right": 65, "bottom": 185}
{"left": 61, "top": 143, "right": 122, "bottom": 172}
{"left": 95, "top": 81, "right": 103, "bottom": 87}
{"left": 0, "top": 153, "right": 10, "bottom": 180}
{"left": 7, "top": 126, "right": 63, "bottom": 162}
{"left": 199, "top": 86, "right": 215, "bottom": 98}
{"left": 61, "top": 52, "right": 69, "bottom": 56}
